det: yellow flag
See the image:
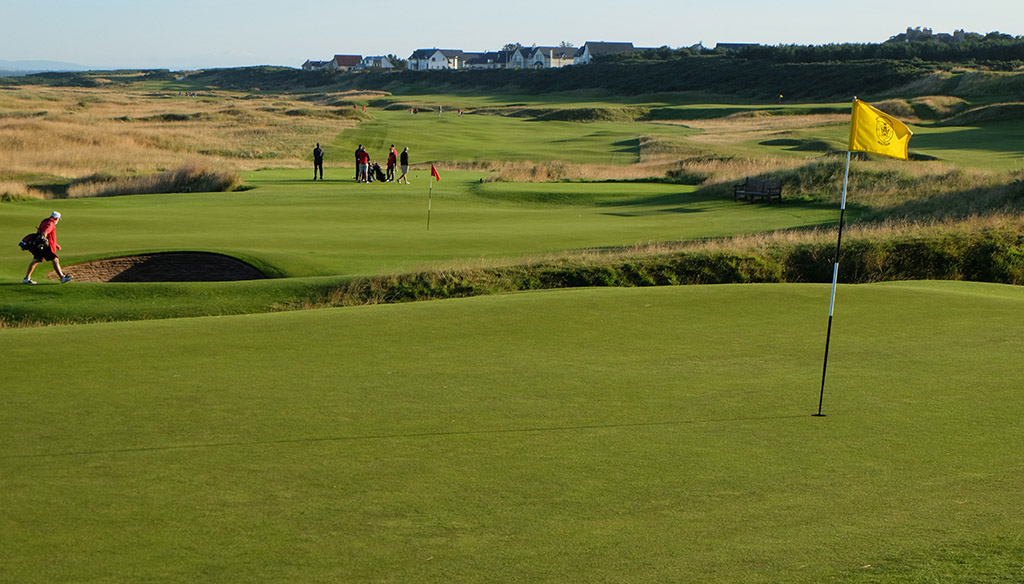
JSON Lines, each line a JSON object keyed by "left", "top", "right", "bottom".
{"left": 848, "top": 99, "right": 913, "bottom": 160}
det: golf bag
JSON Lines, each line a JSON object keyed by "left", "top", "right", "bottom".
{"left": 372, "top": 163, "right": 386, "bottom": 183}
{"left": 19, "top": 233, "right": 46, "bottom": 254}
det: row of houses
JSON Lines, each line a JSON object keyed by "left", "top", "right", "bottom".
{"left": 302, "top": 42, "right": 641, "bottom": 72}
{"left": 302, "top": 55, "right": 394, "bottom": 72}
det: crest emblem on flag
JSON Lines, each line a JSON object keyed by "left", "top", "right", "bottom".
{"left": 875, "top": 118, "right": 895, "bottom": 146}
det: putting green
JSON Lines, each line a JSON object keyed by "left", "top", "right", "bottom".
{"left": 2, "top": 281, "right": 1022, "bottom": 582}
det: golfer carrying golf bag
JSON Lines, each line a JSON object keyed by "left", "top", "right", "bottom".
{"left": 22, "top": 211, "right": 73, "bottom": 285}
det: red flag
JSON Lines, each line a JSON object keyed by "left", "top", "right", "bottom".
{"left": 430, "top": 165, "right": 440, "bottom": 181}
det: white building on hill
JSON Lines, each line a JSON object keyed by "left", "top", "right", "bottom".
{"left": 408, "top": 49, "right": 467, "bottom": 70}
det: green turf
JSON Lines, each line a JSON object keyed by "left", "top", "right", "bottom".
{"left": 773, "top": 118, "right": 1024, "bottom": 171}
{"left": 906, "top": 119, "right": 1024, "bottom": 170}
{"left": 1, "top": 170, "right": 839, "bottom": 323}
{"left": 334, "top": 109, "right": 697, "bottom": 166}
{"left": 2, "top": 170, "right": 838, "bottom": 280}
{"left": 2, "top": 281, "right": 1023, "bottom": 582}
{"left": 352, "top": 95, "right": 1023, "bottom": 172}
{"left": 4, "top": 84, "right": 1024, "bottom": 583}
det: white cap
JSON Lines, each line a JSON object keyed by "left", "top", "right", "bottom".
{"left": 51, "top": 211, "right": 61, "bottom": 219}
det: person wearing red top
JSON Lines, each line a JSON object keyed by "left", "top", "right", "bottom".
{"left": 386, "top": 144, "right": 397, "bottom": 182}
{"left": 24, "top": 211, "right": 72, "bottom": 285}
{"left": 356, "top": 145, "right": 370, "bottom": 183}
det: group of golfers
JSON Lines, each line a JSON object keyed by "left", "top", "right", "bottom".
{"left": 314, "top": 142, "right": 410, "bottom": 184}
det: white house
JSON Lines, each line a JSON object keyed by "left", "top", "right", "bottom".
{"left": 521, "top": 46, "right": 576, "bottom": 69}
{"left": 408, "top": 49, "right": 467, "bottom": 70}
{"left": 573, "top": 42, "right": 635, "bottom": 65}
{"left": 505, "top": 47, "right": 529, "bottom": 69}
{"left": 358, "top": 56, "right": 394, "bottom": 70}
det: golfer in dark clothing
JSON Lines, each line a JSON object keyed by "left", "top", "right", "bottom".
{"left": 313, "top": 143, "right": 324, "bottom": 180}
{"left": 398, "top": 147, "right": 410, "bottom": 184}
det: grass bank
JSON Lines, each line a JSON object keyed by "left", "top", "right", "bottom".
{"left": 6, "top": 222, "right": 1024, "bottom": 326}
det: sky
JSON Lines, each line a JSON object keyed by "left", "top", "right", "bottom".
{"left": 1, "top": 0, "right": 1021, "bottom": 70}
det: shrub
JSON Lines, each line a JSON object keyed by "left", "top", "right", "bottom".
{"left": 66, "top": 160, "right": 241, "bottom": 197}
{"left": 909, "top": 95, "right": 968, "bottom": 120}
{"left": 872, "top": 99, "right": 916, "bottom": 119}
{"left": 531, "top": 107, "right": 649, "bottom": 123}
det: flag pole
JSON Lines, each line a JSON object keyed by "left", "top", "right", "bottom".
{"left": 427, "top": 179, "right": 432, "bottom": 231}
{"left": 816, "top": 150, "right": 851, "bottom": 417}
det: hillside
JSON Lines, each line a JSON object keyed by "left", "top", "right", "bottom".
{"left": 183, "top": 59, "right": 981, "bottom": 100}
{"left": 7, "top": 56, "right": 1024, "bottom": 101}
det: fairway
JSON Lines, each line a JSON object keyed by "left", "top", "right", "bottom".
{"left": 337, "top": 109, "right": 692, "bottom": 165}
{"left": 0, "top": 169, "right": 837, "bottom": 282}
{"left": 3, "top": 282, "right": 1023, "bottom": 583}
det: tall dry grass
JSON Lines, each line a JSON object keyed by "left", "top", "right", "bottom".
{"left": 0, "top": 86, "right": 359, "bottom": 184}
{"left": 479, "top": 159, "right": 682, "bottom": 182}
{"left": 66, "top": 160, "right": 240, "bottom": 197}
{"left": 670, "top": 113, "right": 848, "bottom": 145}
{"left": 0, "top": 180, "right": 47, "bottom": 201}
{"left": 652, "top": 213, "right": 1024, "bottom": 256}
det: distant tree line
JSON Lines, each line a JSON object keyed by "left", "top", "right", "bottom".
{"left": 608, "top": 33, "right": 1024, "bottom": 69}
{"left": 0, "top": 59, "right": 954, "bottom": 100}
{"left": 336, "top": 57, "right": 935, "bottom": 100}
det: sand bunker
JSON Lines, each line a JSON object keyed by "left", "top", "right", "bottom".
{"left": 49, "top": 252, "right": 265, "bottom": 283}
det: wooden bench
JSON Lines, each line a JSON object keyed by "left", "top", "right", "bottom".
{"left": 733, "top": 177, "right": 783, "bottom": 204}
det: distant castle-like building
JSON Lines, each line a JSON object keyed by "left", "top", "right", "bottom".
{"left": 887, "top": 27, "right": 968, "bottom": 44}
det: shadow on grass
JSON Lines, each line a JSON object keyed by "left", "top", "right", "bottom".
{"left": 262, "top": 179, "right": 365, "bottom": 185}
{"left": 612, "top": 137, "right": 641, "bottom": 155}
{"left": 910, "top": 123, "right": 1024, "bottom": 158}
{"left": 597, "top": 190, "right": 841, "bottom": 215}
{"left": 2, "top": 413, "right": 809, "bottom": 460}
{"left": 601, "top": 207, "right": 704, "bottom": 216}
{"left": 595, "top": 191, "right": 716, "bottom": 208}
{"left": 645, "top": 106, "right": 755, "bottom": 120}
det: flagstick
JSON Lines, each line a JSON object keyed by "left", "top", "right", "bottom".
{"left": 427, "top": 180, "right": 432, "bottom": 231}
{"left": 816, "top": 150, "right": 851, "bottom": 417}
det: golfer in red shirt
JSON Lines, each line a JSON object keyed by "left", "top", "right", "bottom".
{"left": 357, "top": 147, "right": 371, "bottom": 183}
{"left": 24, "top": 211, "right": 73, "bottom": 284}
{"left": 386, "top": 145, "right": 397, "bottom": 182}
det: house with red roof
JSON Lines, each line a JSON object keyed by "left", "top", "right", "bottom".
{"left": 329, "top": 55, "right": 363, "bottom": 71}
